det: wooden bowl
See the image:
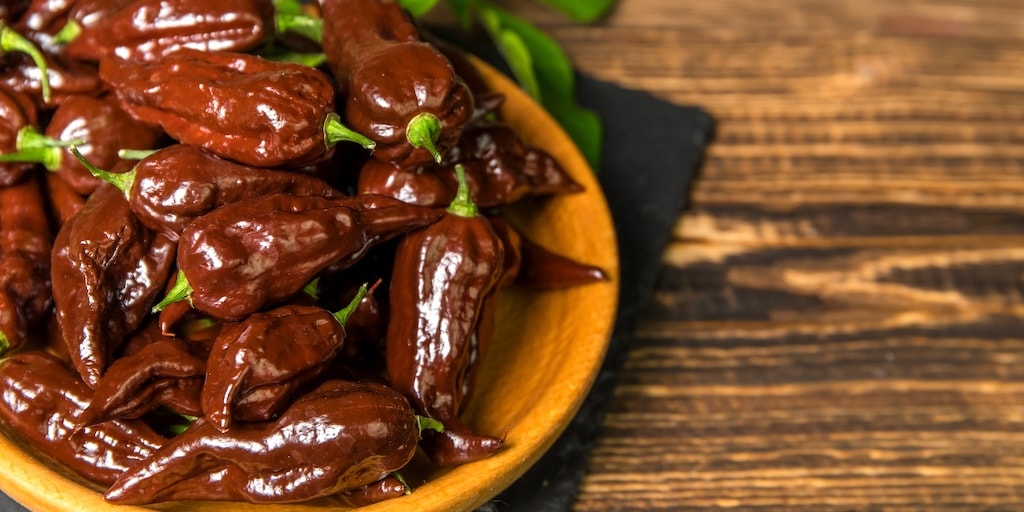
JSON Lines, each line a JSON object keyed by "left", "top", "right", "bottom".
{"left": 0, "top": 59, "right": 619, "bottom": 512}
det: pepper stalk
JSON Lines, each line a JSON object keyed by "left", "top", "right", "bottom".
{"left": 447, "top": 164, "right": 478, "bottom": 217}
{"left": 332, "top": 283, "right": 369, "bottom": 326}
{"left": 0, "top": 126, "right": 85, "bottom": 170}
{"left": 407, "top": 112, "right": 444, "bottom": 163}
{"left": 68, "top": 145, "right": 135, "bottom": 194}
{"left": 0, "top": 22, "right": 52, "bottom": 103}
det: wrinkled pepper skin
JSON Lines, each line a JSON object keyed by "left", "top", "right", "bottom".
{"left": 0, "top": 85, "right": 37, "bottom": 186}
{"left": 45, "top": 93, "right": 163, "bottom": 195}
{"left": 1, "top": 51, "right": 102, "bottom": 107}
{"left": 121, "top": 144, "right": 343, "bottom": 241}
{"left": 0, "top": 351, "right": 166, "bottom": 486}
{"left": 79, "top": 334, "right": 205, "bottom": 426}
{"left": 175, "top": 192, "right": 441, "bottom": 321}
{"left": 358, "top": 121, "right": 581, "bottom": 208}
{"left": 202, "top": 304, "right": 347, "bottom": 431}
{"left": 51, "top": 184, "right": 177, "bottom": 387}
{"left": 0, "top": 176, "right": 52, "bottom": 351}
{"left": 321, "top": 0, "right": 474, "bottom": 166}
{"left": 386, "top": 183, "right": 504, "bottom": 466}
{"left": 105, "top": 380, "right": 420, "bottom": 505}
{"left": 100, "top": 49, "right": 340, "bottom": 167}
{"left": 67, "top": 0, "right": 275, "bottom": 62}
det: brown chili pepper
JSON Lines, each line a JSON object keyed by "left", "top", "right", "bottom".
{"left": 105, "top": 379, "right": 421, "bottom": 505}
{"left": 202, "top": 285, "right": 366, "bottom": 431}
{"left": 386, "top": 165, "right": 504, "bottom": 466}
{"left": 14, "top": 0, "right": 73, "bottom": 34}
{"left": 0, "top": 350, "right": 166, "bottom": 486}
{"left": 66, "top": 0, "right": 275, "bottom": 62}
{"left": 42, "top": 171, "right": 83, "bottom": 226}
{"left": 321, "top": 0, "right": 474, "bottom": 166}
{"left": 0, "top": 84, "right": 37, "bottom": 186}
{"left": 1, "top": 94, "right": 163, "bottom": 194}
{"left": 337, "top": 474, "right": 409, "bottom": 507}
{"left": 358, "top": 121, "right": 582, "bottom": 208}
{"left": 155, "top": 192, "right": 442, "bottom": 322}
{"left": 488, "top": 215, "right": 607, "bottom": 288}
{"left": 73, "top": 143, "right": 345, "bottom": 242}
{"left": 79, "top": 332, "right": 205, "bottom": 427}
{"left": 0, "top": 175, "right": 52, "bottom": 353}
{"left": 51, "top": 184, "right": 177, "bottom": 387}
{"left": 0, "top": 20, "right": 53, "bottom": 103}
{"left": 99, "top": 48, "right": 374, "bottom": 168}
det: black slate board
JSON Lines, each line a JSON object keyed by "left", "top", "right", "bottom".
{"left": 0, "top": 75, "right": 710, "bottom": 512}
{"left": 477, "top": 75, "right": 712, "bottom": 511}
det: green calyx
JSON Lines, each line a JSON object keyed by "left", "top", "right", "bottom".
{"left": 302, "top": 277, "right": 320, "bottom": 300}
{"left": 446, "top": 164, "right": 478, "bottom": 218}
{"left": 52, "top": 19, "right": 82, "bottom": 44}
{"left": 0, "top": 331, "right": 8, "bottom": 357}
{"left": 406, "top": 112, "right": 443, "bottom": 164}
{"left": 323, "top": 112, "right": 375, "bottom": 151}
{"left": 0, "top": 126, "right": 83, "bottom": 171}
{"left": 0, "top": 22, "right": 51, "bottom": 103}
{"left": 332, "top": 283, "right": 369, "bottom": 326}
{"left": 152, "top": 270, "right": 193, "bottom": 313}
{"left": 69, "top": 145, "right": 136, "bottom": 196}
{"left": 416, "top": 415, "right": 444, "bottom": 435}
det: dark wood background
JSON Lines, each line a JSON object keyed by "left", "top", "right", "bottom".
{"left": 495, "top": 0, "right": 1024, "bottom": 510}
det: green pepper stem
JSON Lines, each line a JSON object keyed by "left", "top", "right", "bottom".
{"left": 323, "top": 112, "right": 375, "bottom": 150}
{"left": 406, "top": 112, "right": 443, "bottom": 164}
{"left": 52, "top": 19, "right": 82, "bottom": 44}
{"left": 332, "top": 283, "right": 369, "bottom": 326}
{"left": 0, "top": 331, "right": 8, "bottom": 356}
{"left": 0, "top": 146, "right": 60, "bottom": 170}
{"left": 117, "top": 148, "right": 159, "bottom": 160}
{"left": 69, "top": 145, "right": 135, "bottom": 196}
{"left": 302, "top": 277, "right": 320, "bottom": 299}
{"left": 0, "top": 22, "right": 51, "bottom": 103}
{"left": 152, "top": 270, "right": 193, "bottom": 313}
{"left": 17, "top": 125, "right": 85, "bottom": 149}
{"left": 446, "top": 164, "right": 478, "bottom": 218}
{"left": 416, "top": 415, "right": 445, "bottom": 434}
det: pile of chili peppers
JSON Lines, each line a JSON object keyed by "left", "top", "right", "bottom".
{"left": 0, "top": 0, "right": 607, "bottom": 506}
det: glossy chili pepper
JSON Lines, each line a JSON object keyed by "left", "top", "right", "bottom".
{"left": 155, "top": 192, "right": 442, "bottom": 321}
{"left": 0, "top": 20, "right": 52, "bottom": 102}
{"left": 0, "top": 94, "right": 163, "bottom": 194}
{"left": 66, "top": 0, "right": 276, "bottom": 62}
{"left": 488, "top": 215, "right": 607, "bottom": 288}
{"left": 99, "top": 48, "right": 374, "bottom": 168}
{"left": 321, "top": 0, "right": 474, "bottom": 166}
{"left": 202, "top": 285, "right": 366, "bottom": 431}
{"left": 1, "top": 48, "right": 100, "bottom": 106}
{"left": 386, "top": 165, "right": 504, "bottom": 466}
{"left": 51, "top": 184, "right": 177, "bottom": 387}
{"left": 105, "top": 379, "right": 420, "bottom": 505}
{"left": 0, "top": 85, "right": 36, "bottom": 186}
{"left": 42, "top": 171, "right": 83, "bottom": 226}
{"left": 0, "top": 175, "right": 52, "bottom": 353}
{"left": 74, "top": 143, "right": 345, "bottom": 242}
{"left": 358, "top": 121, "right": 582, "bottom": 207}
{"left": 0, "top": 350, "right": 166, "bottom": 486}
{"left": 79, "top": 333, "right": 205, "bottom": 427}
{"left": 14, "top": 0, "right": 74, "bottom": 34}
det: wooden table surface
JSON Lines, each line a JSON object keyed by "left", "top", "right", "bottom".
{"left": 497, "top": 0, "right": 1024, "bottom": 510}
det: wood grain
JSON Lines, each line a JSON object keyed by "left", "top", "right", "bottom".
{"left": 491, "top": 0, "right": 1024, "bottom": 509}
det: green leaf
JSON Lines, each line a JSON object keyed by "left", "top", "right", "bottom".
{"left": 271, "top": 0, "right": 303, "bottom": 15}
{"left": 445, "top": 0, "right": 477, "bottom": 28}
{"left": 536, "top": 0, "right": 616, "bottom": 23}
{"left": 479, "top": 5, "right": 602, "bottom": 170}
{"left": 396, "top": 0, "right": 441, "bottom": 17}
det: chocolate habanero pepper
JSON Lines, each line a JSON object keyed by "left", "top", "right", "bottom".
{"left": 321, "top": 0, "right": 474, "bottom": 166}
{"left": 0, "top": 351, "right": 166, "bottom": 486}
{"left": 105, "top": 380, "right": 421, "bottom": 505}
{"left": 65, "top": 0, "right": 276, "bottom": 62}
{"left": 0, "top": 85, "right": 36, "bottom": 186}
{"left": 42, "top": 171, "right": 84, "bottom": 226}
{"left": 78, "top": 325, "right": 205, "bottom": 427}
{"left": 99, "top": 48, "right": 374, "bottom": 168}
{"left": 202, "top": 285, "right": 367, "bottom": 431}
{"left": 154, "top": 192, "right": 442, "bottom": 321}
{"left": 51, "top": 184, "right": 177, "bottom": 387}
{"left": 0, "top": 94, "right": 163, "bottom": 195}
{"left": 0, "top": 176, "right": 52, "bottom": 353}
{"left": 73, "top": 143, "right": 344, "bottom": 242}
{"left": 386, "top": 164, "right": 504, "bottom": 466}
{"left": 358, "top": 121, "right": 582, "bottom": 208}
{"left": 488, "top": 215, "right": 607, "bottom": 289}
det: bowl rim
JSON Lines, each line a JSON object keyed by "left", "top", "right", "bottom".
{"left": 0, "top": 57, "right": 620, "bottom": 512}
